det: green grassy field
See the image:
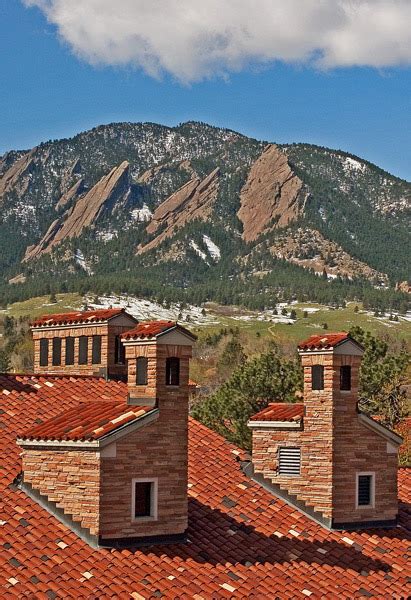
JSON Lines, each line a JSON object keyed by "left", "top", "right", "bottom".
{"left": 193, "top": 302, "right": 411, "bottom": 346}
{"left": 2, "top": 294, "right": 410, "bottom": 345}
{"left": 1, "top": 293, "right": 83, "bottom": 320}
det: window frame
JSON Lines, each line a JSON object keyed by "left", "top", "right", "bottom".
{"left": 131, "top": 478, "right": 158, "bottom": 522}
{"left": 165, "top": 357, "right": 180, "bottom": 386}
{"left": 356, "top": 472, "right": 375, "bottom": 509}
{"left": 52, "top": 337, "right": 62, "bottom": 366}
{"left": 39, "top": 338, "right": 49, "bottom": 367}
{"left": 65, "top": 336, "right": 75, "bottom": 365}
{"left": 278, "top": 446, "right": 301, "bottom": 477}
{"left": 311, "top": 364, "right": 324, "bottom": 391}
{"left": 114, "top": 335, "right": 125, "bottom": 365}
{"left": 340, "top": 365, "right": 352, "bottom": 391}
{"left": 78, "top": 336, "right": 89, "bottom": 365}
{"left": 136, "top": 356, "right": 148, "bottom": 386}
{"left": 91, "top": 335, "right": 102, "bottom": 365}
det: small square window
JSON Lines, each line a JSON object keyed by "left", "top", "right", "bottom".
{"left": 356, "top": 473, "right": 374, "bottom": 508}
{"left": 52, "top": 337, "right": 62, "bottom": 366}
{"left": 166, "top": 357, "right": 180, "bottom": 386}
{"left": 132, "top": 479, "right": 157, "bottom": 520}
{"left": 136, "top": 357, "right": 148, "bottom": 385}
{"left": 92, "top": 335, "right": 102, "bottom": 365}
{"left": 65, "top": 337, "right": 74, "bottom": 365}
{"left": 115, "top": 335, "right": 125, "bottom": 365}
{"left": 340, "top": 365, "right": 351, "bottom": 391}
{"left": 78, "top": 336, "right": 88, "bottom": 365}
{"left": 39, "top": 339, "right": 49, "bottom": 367}
{"left": 311, "top": 365, "right": 324, "bottom": 390}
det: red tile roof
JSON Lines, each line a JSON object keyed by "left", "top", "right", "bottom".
{"left": 31, "top": 308, "right": 133, "bottom": 327}
{"left": 1, "top": 373, "right": 410, "bottom": 598}
{"left": 251, "top": 402, "right": 304, "bottom": 422}
{"left": 298, "top": 332, "right": 355, "bottom": 351}
{"left": 19, "top": 401, "right": 155, "bottom": 442}
{"left": 122, "top": 320, "right": 196, "bottom": 340}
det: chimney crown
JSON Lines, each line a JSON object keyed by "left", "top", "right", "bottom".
{"left": 298, "top": 331, "right": 364, "bottom": 353}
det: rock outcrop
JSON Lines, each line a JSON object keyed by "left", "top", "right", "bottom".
{"left": 24, "top": 161, "right": 130, "bottom": 261}
{"left": 55, "top": 179, "right": 85, "bottom": 211}
{"left": 252, "top": 227, "right": 388, "bottom": 283}
{"left": 238, "top": 145, "right": 308, "bottom": 242}
{"left": 137, "top": 168, "right": 219, "bottom": 254}
{"left": 0, "top": 150, "right": 36, "bottom": 200}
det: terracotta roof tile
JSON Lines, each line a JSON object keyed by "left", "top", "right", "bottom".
{"left": 250, "top": 402, "right": 304, "bottom": 422}
{"left": 31, "top": 308, "right": 133, "bottom": 328}
{"left": 122, "top": 320, "right": 196, "bottom": 340}
{"left": 0, "top": 373, "right": 410, "bottom": 597}
{"left": 298, "top": 332, "right": 352, "bottom": 350}
{"left": 19, "top": 401, "right": 154, "bottom": 442}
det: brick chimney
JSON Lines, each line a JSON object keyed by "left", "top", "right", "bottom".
{"left": 248, "top": 332, "right": 402, "bottom": 529}
{"left": 31, "top": 308, "right": 137, "bottom": 379}
{"left": 121, "top": 320, "right": 196, "bottom": 405}
{"left": 17, "top": 320, "right": 196, "bottom": 547}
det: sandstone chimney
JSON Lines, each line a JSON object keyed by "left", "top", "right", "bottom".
{"left": 248, "top": 332, "right": 402, "bottom": 529}
{"left": 31, "top": 308, "right": 137, "bottom": 379}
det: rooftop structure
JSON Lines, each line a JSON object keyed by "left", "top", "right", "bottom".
{"left": 0, "top": 318, "right": 409, "bottom": 597}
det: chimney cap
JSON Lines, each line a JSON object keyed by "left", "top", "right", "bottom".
{"left": 122, "top": 320, "right": 197, "bottom": 342}
{"left": 31, "top": 307, "right": 136, "bottom": 328}
{"left": 250, "top": 402, "right": 304, "bottom": 423}
{"left": 297, "top": 332, "right": 363, "bottom": 352}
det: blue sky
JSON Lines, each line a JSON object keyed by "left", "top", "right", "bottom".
{"left": 1, "top": 1, "right": 410, "bottom": 180}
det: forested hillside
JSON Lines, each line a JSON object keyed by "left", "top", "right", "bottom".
{"left": 0, "top": 121, "right": 409, "bottom": 313}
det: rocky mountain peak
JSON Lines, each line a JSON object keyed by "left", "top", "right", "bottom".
{"left": 238, "top": 144, "right": 308, "bottom": 242}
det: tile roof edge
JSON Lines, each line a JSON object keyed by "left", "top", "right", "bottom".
{"left": 0, "top": 372, "right": 123, "bottom": 380}
{"left": 17, "top": 407, "right": 160, "bottom": 447}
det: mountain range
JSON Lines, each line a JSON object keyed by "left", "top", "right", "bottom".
{"left": 0, "top": 121, "right": 410, "bottom": 309}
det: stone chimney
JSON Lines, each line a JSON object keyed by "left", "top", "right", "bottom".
{"left": 17, "top": 319, "right": 196, "bottom": 547}
{"left": 248, "top": 332, "right": 402, "bottom": 529}
{"left": 31, "top": 308, "right": 137, "bottom": 379}
{"left": 121, "top": 320, "right": 196, "bottom": 405}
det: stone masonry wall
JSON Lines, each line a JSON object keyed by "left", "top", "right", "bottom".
{"left": 21, "top": 448, "right": 100, "bottom": 535}
{"left": 332, "top": 355, "right": 398, "bottom": 524}
{"left": 99, "top": 343, "right": 191, "bottom": 540}
{"left": 33, "top": 323, "right": 130, "bottom": 378}
{"left": 253, "top": 353, "right": 335, "bottom": 518}
{"left": 252, "top": 352, "right": 399, "bottom": 524}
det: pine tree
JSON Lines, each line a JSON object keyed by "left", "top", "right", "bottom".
{"left": 192, "top": 345, "right": 303, "bottom": 450}
{"left": 350, "top": 326, "right": 409, "bottom": 429}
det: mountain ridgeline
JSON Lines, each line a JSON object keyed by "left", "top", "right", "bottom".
{"left": 0, "top": 121, "right": 410, "bottom": 311}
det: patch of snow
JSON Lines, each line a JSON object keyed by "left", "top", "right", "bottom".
{"left": 97, "top": 231, "right": 116, "bottom": 242}
{"left": 75, "top": 249, "right": 93, "bottom": 275}
{"left": 131, "top": 204, "right": 153, "bottom": 222}
{"left": 189, "top": 240, "right": 209, "bottom": 264}
{"left": 87, "top": 295, "right": 218, "bottom": 326}
{"left": 202, "top": 235, "right": 221, "bottom": 261}
{"left": 318, "top": 207, "right": 326, "bottom": 222}
{"left": 303, "top": 307, "right": 320, "bottom": 313}
{"left": 343, "top": 157, "right": 366, "bottom": 174}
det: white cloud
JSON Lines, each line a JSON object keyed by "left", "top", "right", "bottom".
{"left": 24, "top": 1, "right": 411, "bottom": 82}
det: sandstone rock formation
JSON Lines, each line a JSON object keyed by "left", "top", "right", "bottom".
{"left": 55, "top": 179, "right": 85, "bottom": 211}
{"left": 261, "top": 227, "right": 388, "bottom": 282}
{"left": 238, "top": 144, "right": 308, "bottom": 242}
{"left": 24, "top": 161, "right": 130, "bottom": 261}
{"left": 137, "top": 168, "right": 219, "bottom": 254}
{"left": 0, "top": 150, "right": 35, "bottom": 200}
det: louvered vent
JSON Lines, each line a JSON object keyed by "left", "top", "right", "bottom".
{"left": 279, "top": 447, "right": 301, "bottom": 476}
